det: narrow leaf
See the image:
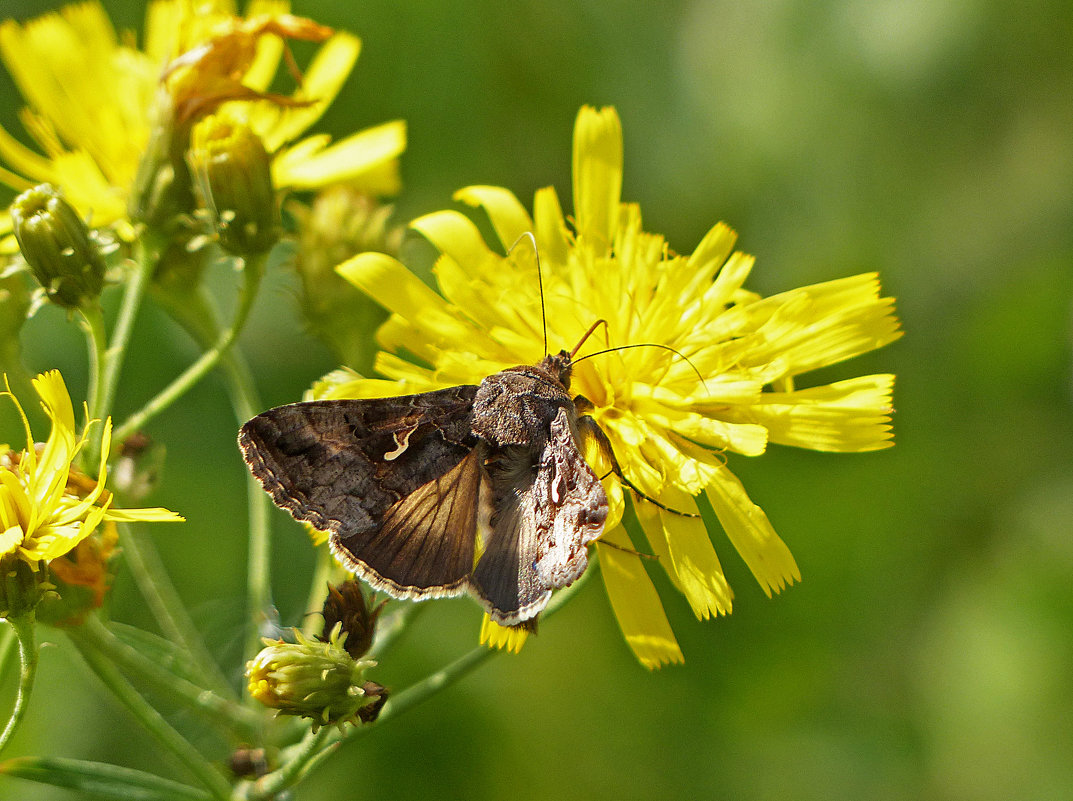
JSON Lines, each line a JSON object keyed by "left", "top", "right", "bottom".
{"left": 0, "top": 756, "right": 211, "bottom": 800}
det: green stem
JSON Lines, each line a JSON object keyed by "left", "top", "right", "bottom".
{"left": 120, "top": 525, "right": 237, "bottom": 701}
{"left": 78, "top": 303, "right": 107, "bottom": 427}
{"left": 88, "top": 232, "right": 160, "bottom": 466}
{"left": 299, "top": 546, "right": 335, "bottom": 640}
{"left": 366, "top": 601, "right": 427, "bottom": 661}
{"left": 68, "top": 616, "right": 263, "bottom": 742}
{"left": 112, "top": 252, "right": 266, "bottom": 444}
{"left": 0, "top": 613, "right": 37, "bottom": 755}
{"left": 69, "top": 630, "right": 233, "bottom": 801}
{"left": 149, "top": 284, "right": 276, "bottom": 664}
{"left": 234, "top": 728, "right": 331, "bottom": 801}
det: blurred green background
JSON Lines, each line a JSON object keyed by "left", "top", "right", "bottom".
{"left": 2, "top": 1, "right": 1073, "bottom": 799}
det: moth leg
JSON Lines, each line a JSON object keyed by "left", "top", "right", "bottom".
{"left": 574, "top": 396, "right": 701, "bottom": 519}
{"left": 596, "top": 538, "right": 659, "bottom": 560}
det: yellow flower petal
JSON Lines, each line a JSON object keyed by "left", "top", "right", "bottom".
{"left": 572, "top": 106, "right": 622, "bottom": 249}
{"left": 0, "top": 124, "right": 53, "bottom": 185}
{"left": 645, "top": 491, "right": 734, "bottom": 619}
{"left": 0, "top": 525, "right": 21, "bottom": 555}
{"left": 479, "top": 615, "right": 528, "bottom": 653}
{"left": 454, "top": 185, "right": 534, "bottom": 253}
{"left": 532, "top": 186, "right": 569, "bottom": 264}
{"left": 262, "top": 32, "right": 361, "bottom": 149}
{"left": 273, "top": 120, "right": 406, "bottom": 190}
{"left": 597, "top": 526, "right": 684, "bottom": 669}
{"left": 411, "top": 209, "right": 497, "bottom": 269}
{"left": 104, "top": 507, "right": 186, "bottom": 523}
{"left": 705, "top": 467, "right": 801, "bottom": 597}
{"left": 723, "top": 374, "right": 897, "bottom": 452}
{"left": 336, "top": 252, "right": 474, "bottom": 345}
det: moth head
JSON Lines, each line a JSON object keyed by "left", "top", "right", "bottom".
{"left": 537, "top": 349, "right": 573, "bottom": 390}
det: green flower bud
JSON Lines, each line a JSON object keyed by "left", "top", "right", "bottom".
{"left": 188, "top": 116, "right": 280, "bottom": 256}
{"left": 128, "top": 97, "right": 199, "bottom": 232}
{"left": 288, "top": 187, "right": 404, "bottom": 369}
{"left": 246, "top": 629, "right": 385, "bottom": 730}
{"left": 9, "top": 185, "right": 105, "bottom": 308}
{"left": 0, "top": 555, "right": 46, "bottom": 620}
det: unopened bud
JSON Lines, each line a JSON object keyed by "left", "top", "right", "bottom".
{"left": 320, "top": 580, "right": 385, "bottom": 659}
{"left": 289, "top": 187, "right": 404, "bottom": 368}
{"left": 9, "top": 185, "right": 105, "bottom": 308}
{"left": 189, "top": 116, "right": 280, "bottom": 256}
{"left": 246, "top": 629, "right": 383, "bottom": 730}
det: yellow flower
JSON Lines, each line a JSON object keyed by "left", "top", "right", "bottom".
{"left": 0, "top": 370, "right": 183, "bottom": 570}
{"left": 322, "top": 106, "right": 902, "bottom": 668}
{"left": 0, "top": 0, "right": 406, "bottom": 238}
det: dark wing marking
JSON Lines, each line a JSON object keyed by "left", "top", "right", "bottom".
{"left": 238, "top": 387, "right": 480, "bottom": 596}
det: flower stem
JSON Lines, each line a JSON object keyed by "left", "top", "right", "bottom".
{"left": 148, "top": 283, "right": 277, "bottom": 664}
{"left": 299, "top": 546, "right": 335, "bottom": 640}
{"left": 120, "top": 524, "right": 236, "bottom": 701}
{"left": 78, "top": 302, "right": 107, "bottom": 424}
{"left": 68, "top": 616, "right": 263, "bottom": 742}
{"left": 87, "top": 232, "right": 160, "bottom": 467}
{"left": 234, "top": 728, "right": 331, "bottom": 801}
{"left": 69, "top": 629, "right": 233, "bottom": 801}
{"left": 112, "top": 252, "right": 266, "bottom": 445}
{"left": 0, "top": 613, "right": 38, "bottom": 755}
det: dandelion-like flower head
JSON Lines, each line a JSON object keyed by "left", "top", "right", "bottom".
{"left": 317, "top": 106, "right": 901, "bottom": 667}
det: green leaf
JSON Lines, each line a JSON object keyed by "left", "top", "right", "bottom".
{"left": 0, "top": 757, "right": 212, "bottom": 801}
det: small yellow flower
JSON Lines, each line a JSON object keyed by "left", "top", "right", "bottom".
{"left": 0, "top": 370, "right": 183, "bottom": 573}
{"left": 0, "top": 0, "right": 406, "bottom": 238}
{"left": 323, "top": 106, "right": 902, "bottom": 668}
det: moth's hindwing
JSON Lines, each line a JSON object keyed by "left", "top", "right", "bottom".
{"left": 238, "top": 386, "right": 482, "bottom": 598}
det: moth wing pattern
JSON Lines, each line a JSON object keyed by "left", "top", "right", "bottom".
{"left": 238, "top": 386, "right": 482, "bottom": 598}
{"left": 472, "top": 406, "right": 608, "bottom": 625}
{"left": 239, "top": 352, "right": 613, "bottom": 628}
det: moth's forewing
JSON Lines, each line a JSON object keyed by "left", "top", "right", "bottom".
{"left": 470, "top": 373, "right": 609, "bottom": 625}
{"left": 531, "top": 407, "right": 607, "bottom": 586}
{"left": 471, "top": 444, "right": 554, "bottom": 625}
{"left": 238, "top": 387, "right": 482, "bottom": 597}
{"left": 355, "top": 444, "right": 486, "bottom": 596}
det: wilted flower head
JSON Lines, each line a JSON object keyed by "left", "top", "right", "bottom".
{"left": 320, "top": 106, "right": 902, "bottom": 667}
{"left": 0, "top": 371, "right": 183, "bottom": 579}
{"left": 320, "top": 579, "right": 385, "bottom": 659}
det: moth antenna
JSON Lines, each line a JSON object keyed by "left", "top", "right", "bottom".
{"left": 577, "top": 410, "right": 701, "bottom": 519}
{"left": 506, "top": 231, "right": 547, "bottom": 356}
{"left": 570, "top": 319, "right": 609, "bottom": 358}
{"left": 595, "top": 538, "right": 659, "bottom": 560}
{"left": 574, "top": 342, "right": 709, "bottom": 395}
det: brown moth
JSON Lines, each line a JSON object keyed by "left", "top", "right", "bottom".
{"left": 238, "top": 348, "right": 609, "bottom": 627}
